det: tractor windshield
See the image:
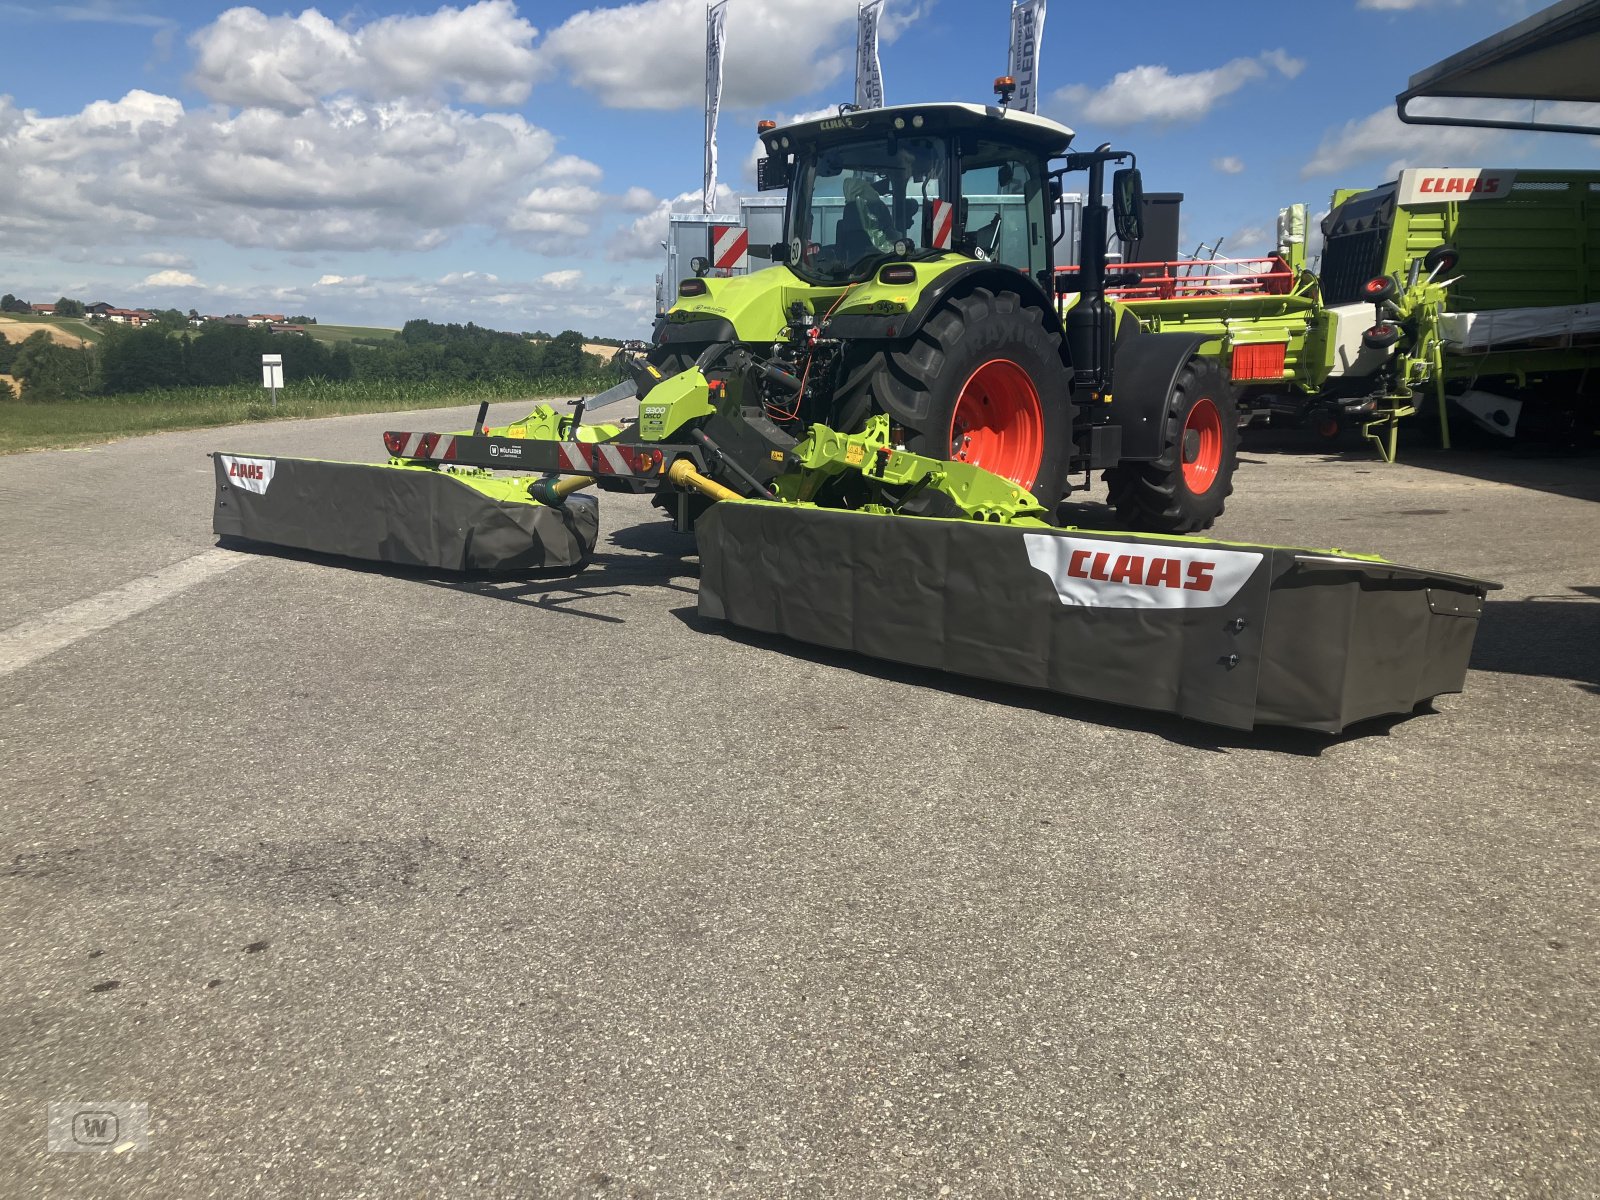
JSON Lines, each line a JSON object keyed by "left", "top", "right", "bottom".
{"left": 789, "top": 135, "right": 949, "bottom": 283}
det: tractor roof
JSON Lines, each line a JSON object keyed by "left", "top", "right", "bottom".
{"left": 769, "top": 103, "right": 1075, "bottom": 157}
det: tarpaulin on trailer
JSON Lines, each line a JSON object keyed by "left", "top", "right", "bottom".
{"left": 212, "top": 454, "right": 598, "bottom": 572}
{"left": 696, "top": 502, "right": 1497, "bottom": 733}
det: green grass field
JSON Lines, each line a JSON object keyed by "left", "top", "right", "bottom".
{"left": 302, "top": 323, "right": 399, "bottom": 344}
{"left": 0, "top": 373, "right": 619, "bottom": 455}
{"left": 0, "top": 312, "right": 104, "bottom": 342}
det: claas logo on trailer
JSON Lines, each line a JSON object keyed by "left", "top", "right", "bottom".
{"left": 1397, "top": 169, "right": 1514, "bottom": 206}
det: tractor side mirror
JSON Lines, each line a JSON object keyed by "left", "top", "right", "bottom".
{"left": 768, "top": 242, "right": 791, "bottom": 265}
{"left": 1112, "top": 168, "right": 1144, "bottom": 245}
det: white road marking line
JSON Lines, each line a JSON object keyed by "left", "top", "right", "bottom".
{"left": 0, "top": 549, "right": 248, "bottom": 678}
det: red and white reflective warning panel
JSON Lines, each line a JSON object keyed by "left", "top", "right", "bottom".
{"left": 1022, "top": 535, "right": 1263, "bottom": 610}
{"left": 929, "top": 200, "right": 955, "bottom": 250}
{"left": 383, "top": 432, "right": 457, "bottom": 462}
{"left": 710, "top": 224, "right": 749, "bottom": 271}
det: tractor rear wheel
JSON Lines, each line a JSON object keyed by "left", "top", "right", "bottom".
{"left": 1103, "top": 356, "right": 1239, "bottom": 533}
{"left": 838, "top": 287, "right": 1072, "bottom": 508}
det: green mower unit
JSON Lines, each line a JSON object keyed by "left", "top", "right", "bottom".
{"left": 211, "top": 87, "right": 1498, "bottom": 732}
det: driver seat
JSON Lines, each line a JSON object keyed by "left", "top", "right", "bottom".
{"left": 836, "top": 204, "right": 875, "bottom": 263}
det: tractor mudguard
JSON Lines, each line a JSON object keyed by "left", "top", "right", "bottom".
{"left": 823, "top": 261, "right": 1065, "bottom": 343}
{"left": 1104, "top": 324, "right": 1210, "bottom": 462}
{"left": 652, "top": 314, "right": 738, "bottom": 351}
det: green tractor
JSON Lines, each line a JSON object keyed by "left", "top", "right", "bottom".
{"left": 642, "top": 89, "right": 1240, "bottom": 533}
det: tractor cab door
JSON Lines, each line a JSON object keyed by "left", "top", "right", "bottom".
{"left": 956, "top": 142, "right": 1051, "bottom": 278}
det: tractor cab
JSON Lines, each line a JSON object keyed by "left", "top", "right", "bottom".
{"left": 759, "top": 103, "right": 1076, "bottom": 287}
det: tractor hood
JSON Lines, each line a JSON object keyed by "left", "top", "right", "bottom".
{"left": 657, "top": 265, "right": 849, "bottom": 346}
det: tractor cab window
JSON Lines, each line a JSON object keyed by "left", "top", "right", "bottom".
{"left": 791, "top": 135, "right": 948, "bottom": 283}
{"left": 958, "top": 144, "right": 1048, "bottom": 276}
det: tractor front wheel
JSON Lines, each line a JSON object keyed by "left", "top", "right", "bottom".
{"left": 1103, "top": 357, "right": 1239, "bottom": 533}
{"left": 841, "top": 287, "right": 1073, "bottom": 507}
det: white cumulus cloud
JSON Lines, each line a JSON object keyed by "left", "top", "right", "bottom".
{"left": 1301, "top": 105, "right": 1503, "bottom": 179}
{"left": 188, "top": 2, "right": 543, "bottom": 111}
{"left": 1212, "top": 156, "right": 1245, "bottom": 175}
{"left": 542, "top": 0, "right": 917, "bottom": 110}
{"left": 0, "top": 91, "right": 604, "bottom": 254}
{"left": 607, "top": 184, "right": 739, "bottom": 261}
{"left": 1052, "top": 50, "right": 1304, "bottom": 126}
{"left": 139, "top": 269, "right": 202, "bottom": 288}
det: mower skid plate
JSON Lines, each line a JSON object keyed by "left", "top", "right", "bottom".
{"left": 696, "top": 502, "right": 1498, "bottom": 733}
{"left": 212, "top": 453, "right": 598, "bottom": 572}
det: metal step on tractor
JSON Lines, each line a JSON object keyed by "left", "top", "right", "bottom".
{"left": 212, "top": 80, "right": 1497, "bottom": 733}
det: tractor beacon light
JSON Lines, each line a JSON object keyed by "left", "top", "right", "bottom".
{"left": 757, "top": 120, "right": 776, "bottom": 133}
{"left": 994, "top": 76, "right": 1016, "bottom": 106}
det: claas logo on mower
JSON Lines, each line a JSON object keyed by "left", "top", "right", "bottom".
{"left": 1066, "top": 548, "right": 1215, "bottom": 592}
{"left": 229, "top": 461, "right": 266, "bottom": 481}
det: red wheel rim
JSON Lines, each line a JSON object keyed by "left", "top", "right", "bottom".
{"left": 1181, "top": 396, "right": 1223, "bottom": 493}
{"left": 949, "top": 359, "right": 1044, "bottom": 489}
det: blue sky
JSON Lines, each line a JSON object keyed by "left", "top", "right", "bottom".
{"left": 0, "top": 0, "right": 1587, "bottom": 337}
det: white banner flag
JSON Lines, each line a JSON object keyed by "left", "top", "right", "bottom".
{"left": 855, "top": 0, "right": 885, "bottom": 110}
{"left": 704, "top": 0, "right": 728, "bottom": 215}
{"left": 1008, "top": 0, "right": 1046, "bottom": 114}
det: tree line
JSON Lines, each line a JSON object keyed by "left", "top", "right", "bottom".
{"left": 0, "top": 320, "right": 612, "bottom": 401}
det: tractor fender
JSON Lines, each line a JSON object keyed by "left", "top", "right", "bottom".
{"left": 822, "top": 262, "right": 1066, "bottom": 346}
{"left": 652, "top": 314, "right": 738, "bottom": 351}
{"left": 1105, "top": 324, "right": 1212, "bottom": 462}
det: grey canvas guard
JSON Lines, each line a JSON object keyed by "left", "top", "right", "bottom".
{"left": 697, "top": 502, "right": 1500, "bottom": 733}
{"left": 212, "top": 454, "right": 598, "bottom": 572}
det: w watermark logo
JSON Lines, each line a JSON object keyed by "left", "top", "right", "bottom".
{"left": 47, "top": 1101, "right": 148, "bottom": 1153}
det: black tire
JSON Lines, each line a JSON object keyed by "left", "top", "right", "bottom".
{"left": 1362, "top": 275, "right": 1397, "bottom": 303}
{"left": 1103, "top": 357, "right": 1239, "bottom": 533}
{"left": 835, "top": 287, "right": 1073, "bottom": 507}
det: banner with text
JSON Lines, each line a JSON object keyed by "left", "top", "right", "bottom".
{"left": 856, "top": 0, "right": 886, "bottom": 110}
{"left": 704, "top": 0, "right": 728, "bottom": 214}
{"left": 1008, "top": 0, "right": 1046, "bottom": 114}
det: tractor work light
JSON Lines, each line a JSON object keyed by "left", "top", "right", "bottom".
{"left": 912, "top": 114, "right": 924, "bottom": 128}
{"left": 893, "top": 117, "right": 906, "bottom": 129}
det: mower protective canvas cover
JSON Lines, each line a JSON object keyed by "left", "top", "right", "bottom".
{"left": 212, "top": 453, "right": 598, "bottom": 572}
{"left": 697, "top": 502, "right": 1497, "bottom": 732}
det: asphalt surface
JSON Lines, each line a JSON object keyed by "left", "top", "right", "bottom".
{"left": 1, "top": 404, "right": 1596, "bottom": 1198}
